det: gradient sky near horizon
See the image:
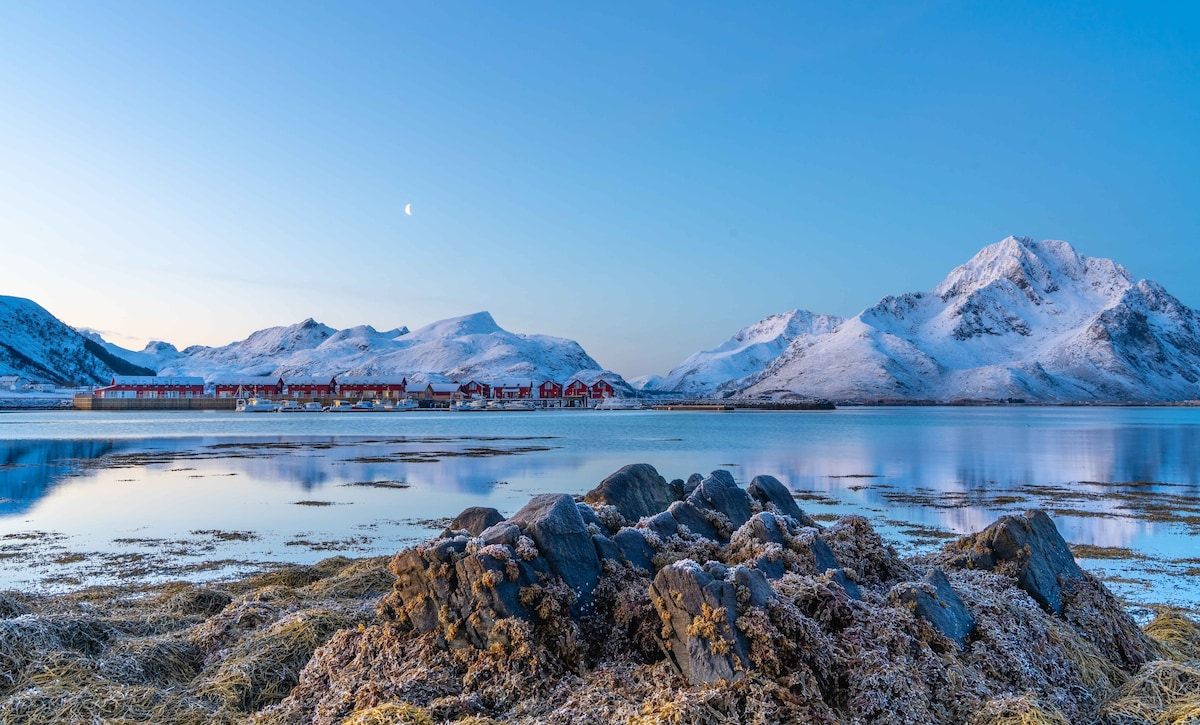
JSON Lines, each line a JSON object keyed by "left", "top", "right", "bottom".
{"left": 2, "top": 2, "right": 1198, "bottom": 378}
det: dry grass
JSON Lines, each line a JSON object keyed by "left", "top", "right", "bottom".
{"left": 0, "top": 555, "right": 389, "bottom": 724}
{"left": 339, "top": 702, "right": 434, "bottom": 724}
{"left": 970, "top": 695, "right": 1072, "bottom": 725}
{"left": 1144, "top": 606, "right": 1200, "bottom": 662}
{"left": 1101, "top": 660, "right": 1200, "bottom": 724}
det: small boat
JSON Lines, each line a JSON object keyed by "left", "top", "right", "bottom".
{"left": 350, "top": 399, "right": 379, "bottom": 411}
{"left": 452, "top": 399, "right": 488, "bottom": 412}
{"left": 301, "top": 401, "right": 324, "bottom": 413}
{"left": 501, "top": 399, "right": 537, "bottom": 411}
{"left": 324, "top": 400, "right": 355, "bottom": 412}
{"left": 594, "top": 395, "right": 646, "bottom": 411}
{"left": 235, "top": 398, "right": 280, "bottom": 413}
{"left": 276, "top": 400, "right": 303, "bottom": 413}
{"left": 383, "top": 398, "right": 419, "bottom": 411}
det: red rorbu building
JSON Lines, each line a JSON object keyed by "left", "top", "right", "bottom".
{"left": 538, "top": 380, "right": 563, "bottom": 399}
{"left": 283, "top": 376, "right": 336, "bottom": 398}
{"left": 564, "top": 379, "right": 589, "bottom": 399}
{"left": 337, "top": 376, "right": 408, "bottom": 400}
{"left": 459, "top": 380, "right": 490, "bottom": 398}
{"left": 212, "top": 376, "right": 284, "bottom": 399}
{"left": 491, "top": 380, "right": 532, "bottom": 399}
{"left": 590, "top": 379, "right": 616, "bottom": 399}
{"left": 94, "top": 376, "right": 205, "bottom": 399}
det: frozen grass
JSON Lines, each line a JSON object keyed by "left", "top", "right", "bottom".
{"left": 0, "top": 555, "right": 393, "bottom": 724}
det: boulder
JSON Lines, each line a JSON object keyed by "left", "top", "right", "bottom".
{"left": 639, "top": 510, "right": 680, "bottom": 542}
{"left": 687, "top": 471, "right": 754, "bottom": 533}
{"left": 612, "top": 527, "right": 656, "bottom": 572}
{"left": 650, "top": 560, "right": 754, "bottom": 684}
{"left": 683, "top": 473, "right": 704, "bottom": 495}
{"left": 479, "top": 522, "right": 522, "bottom": 546}
{"left": 583, "top": 463, "right": 679, "bottom": 525}
{"left": 940, "top": 509, "right": 1083, "bottom": 616}
{"left": 442, "top": 506, "right": 505, "bottom": 537}
{"left": 890, "top": 568, "right": 975, "bottom": 649}
{"left": 666, "top": 500, "right": 721, "bottom": 542}
{"left": 508, "top": 493, "right": 603, "bottom": 615}
{"left": 747, "top": 474, "right": 818, "bottom": 527}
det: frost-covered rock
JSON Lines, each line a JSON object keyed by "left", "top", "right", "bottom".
{"left": 319, "top": 466, "right": 1167, "bottom": 725}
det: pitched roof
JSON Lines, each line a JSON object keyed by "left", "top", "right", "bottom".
{"left": 112, "top": 375, "right": 205, "bottom": 386}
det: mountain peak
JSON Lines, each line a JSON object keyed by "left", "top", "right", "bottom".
{"left": 932, "top": 236, "right": 1131, "bottom": 304}
{"left": 415, "top": 311, "right": 502, "bottom": 338}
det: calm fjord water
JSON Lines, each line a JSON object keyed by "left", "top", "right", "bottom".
{"left": 2, "top": 407, "right": 1199, "bottom": 606}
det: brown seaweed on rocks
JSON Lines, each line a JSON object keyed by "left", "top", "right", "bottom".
{"left": 252, "top": 463, "right": 1200, "bottom": 725}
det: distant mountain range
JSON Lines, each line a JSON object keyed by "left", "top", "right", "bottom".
{"left": 5, "top": 236, "right": 1200, "bottom": 402}
{"left": 78, "top": 310, "right": 626, "bottom": 390}
{"left": 641, "top": 236, "right": 1200, "bottom": 403}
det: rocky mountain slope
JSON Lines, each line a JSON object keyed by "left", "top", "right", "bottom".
{"left": 0, "top": 296, "right": 154, "bottom": 385}
{"left": 645, "top": 237, "right": 1200, "bottom": 403}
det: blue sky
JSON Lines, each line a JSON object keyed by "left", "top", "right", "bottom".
{"left": 1, "top": 2, "right": 1197, "bottom": 377}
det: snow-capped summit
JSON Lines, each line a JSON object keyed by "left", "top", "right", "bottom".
{"left": 648, "top": 309, "right": 844, "bottom": 395}
{"left": 735, "top": 237, "right": 1200, "bottom": 402}
{"left": 142, "top": 310, "right": 622, "bottom": 387}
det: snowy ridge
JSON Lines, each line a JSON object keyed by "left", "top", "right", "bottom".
{"left": 647, "top": 309, "right": 844, "bottom": 395}
{"left": 731, "top": 237, "right": 1200, "bottom": 402}
{"left": 0, "top": 297, "right": 154, "bottom": 385}
{"left": 141, "top": 311, "right": 628, "bottom": 389}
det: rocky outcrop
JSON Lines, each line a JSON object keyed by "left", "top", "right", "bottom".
{"left": 285, "top": 466, "right": 1169, "bottom": 725}
{"left": 938, "top": 509, "right": 1083, "bottom": 616}
{"left": 935, "top": 508, "right": 1154, "bottom": 671}
{"left": 442, "top": 506, "right": 504, "bottom": 536}
{"left": 889, "top": 568, "right": 975, "bottom": 649}
{"left": 582, "top": 463, "right": 681, "bottom": 525}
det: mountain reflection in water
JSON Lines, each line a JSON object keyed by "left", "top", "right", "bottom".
{"left": 0, "top": 407, "right": 1198, "bottom": 603}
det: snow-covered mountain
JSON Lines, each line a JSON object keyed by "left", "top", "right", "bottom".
{"left": 643, "top": 309, "right": 844, "bottom": 396}
{"left": 734, "top": 236, "right": 1200, "bottom": 402}
{"left": 0, "top": 297, "right": 155, "bottom": 385}
{"left": 138, "top": 311, "right": 626, "bottom": 387}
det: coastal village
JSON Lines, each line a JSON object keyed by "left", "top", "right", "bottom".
{"left": 88, "top": 372, "right": 624, "bottom": 408}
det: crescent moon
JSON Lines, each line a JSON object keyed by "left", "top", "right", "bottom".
{"left": 404, "top": 203, "right": 412, "bottom": 216}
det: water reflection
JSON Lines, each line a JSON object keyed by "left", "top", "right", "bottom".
{"left": 2, "top": 408, "right": 1199, "bottom": 602}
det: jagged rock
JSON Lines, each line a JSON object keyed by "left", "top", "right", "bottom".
{"left": 890, "top": 568, "right": 975, "bottom": 648}
{"left": 727, "top": 512, "right": 841, "bottom": 581}
{"left": 939, "top": 509, "right": 1084, "bottom": 616}
{"left": 650, "top": 560, "right": 755, "bottom": 684}
{"left": 583, "top": 463, "right": 679, "bottom": 525}
{"left": 666, "top": 500, "right": 721, "bottom": 541}
{"left": 640, "top": 510, "right": 680, "bottom": 542}
{"left": 683, "top": 473, "right": 704, "bottom": 495}
{"left": 592, "top": 533, "right": 621, "bottom": 564}
{"left": 828, "top": 567, "right": 862, "bottom": 600}
{"left": 479, "top": 522, "right": 522, "bottom": 546}
{"left": 576, "top": 502, "right": 604, "bottom": 532}
{"left": 747, "top": 474, "right": 818, "bottom": 527}
{"left": 686, "top": 471, "right": 754, "bottom": 534}
{"left": 507, "top": 493, "right": 603, "bottom": 616}
{"left": 442, "top": 506, "right": 505, "bottom": 537}
{"left": 612, "top": 527, "right": 655, "bottom": 572}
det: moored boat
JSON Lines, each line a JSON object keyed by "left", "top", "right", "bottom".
{"left": 594, "top": 395, "right": 646, "bottom": 411}
{"left": 235, "top": 398, "right": 280, "bottom": 413}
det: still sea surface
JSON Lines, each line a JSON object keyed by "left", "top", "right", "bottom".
{"left": 2, "top": 407, "right": 1199, "bottom": 609}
